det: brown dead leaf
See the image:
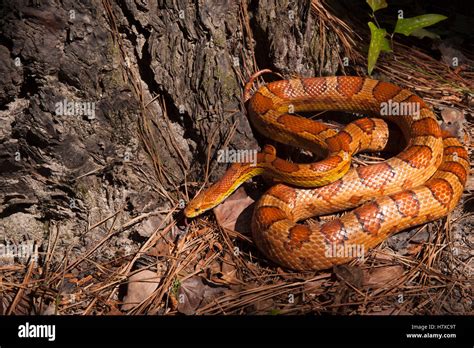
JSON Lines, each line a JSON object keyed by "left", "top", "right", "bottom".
{"left": 106, "top": 307, "right": 123, "bottom": 315}
{"left": 334, "top": 265, "right": 363, "bottom": 288}
{"left": 105, "top": 300, "right": 123, "bottom": 315}
{"left": 220, "top": 252, "right": 240, "bottom": 284}
{"left": 122, "top": 270, "right": 161, "bottom": 311}
{"left": 40, "top": 302, "right": 56, "bottom": 315}
{"left": 302, "top": 279, "right": 326, "bottom": 298}
{"left": 252, "top": 297, "right": 274, "bottom": 313}
{"left": 138, "top": 215, "right": 164, "bottom": 238}
{"left": 220, "top": 267, "right": 238, "bottom": 284}
{"left": 202, "top": 283, "right": 226, "bottom": 305}
{"left": 406, "top": 243, "right": 423, "bottom": 256}
{"left": 207, "top": 259, "right": 222, "bottom": 276}
{"left": 436, "top": 42, "right": 469, "bottom": 67}
{"left": 177, "top": 276, "right": 226, "bottom": 315}
{"left": 333, "top": 265, "right": 363, "bottom": 311}
{"left": 363, "top": 265, "right": 404, "bottom": 289}
{"left": 440, "top": 107, "right": 466, "bottom": 139}
{"left": 207, "top": 252, "right": 240, "bottom": 285}
{"left": 147, "top": 238, "right": 170, "bottom": 257}
{"left": 177, "top": 276, "right": 207, "bottom": 315}
{"left": 213, "top": 187, "right": 255, "bottom": 234}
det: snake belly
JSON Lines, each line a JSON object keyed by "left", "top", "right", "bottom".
{"left": 186, "top": 76, "right": 469, "bottom": 271}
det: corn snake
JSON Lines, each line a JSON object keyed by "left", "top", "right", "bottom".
{"left": 185, "top": 75, "right": 469, "bottom": 271}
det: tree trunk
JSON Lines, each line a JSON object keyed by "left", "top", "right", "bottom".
{"left": 0, "top": 0, "right": 343, "bottom": 261}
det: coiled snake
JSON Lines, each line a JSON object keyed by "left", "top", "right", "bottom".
{"left": 185, "top": 75, "right": 469, "bottom": 271}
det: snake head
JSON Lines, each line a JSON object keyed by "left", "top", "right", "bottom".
{"left": 183, "top": 188, "right": 222, "bottom": 218}
{"left": 184, "top": 193, "right": 209, "bottom": 218}
{"left": 184, "top": 162, "right": 263, "bottom": 218}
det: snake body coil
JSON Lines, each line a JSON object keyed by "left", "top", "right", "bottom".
{"left": 185, "top": 76, "right": 469, "bottom": 271}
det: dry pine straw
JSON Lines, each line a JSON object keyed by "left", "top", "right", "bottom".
{"left": 1, "top": 0, "right": 472, "bottom": 315}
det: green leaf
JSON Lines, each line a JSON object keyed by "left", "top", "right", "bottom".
{"left": 366, "top": 0, "right": 388, "bottom": 12}
{"left": 410, "top": 28, "right": 441, "bottom": 40}
{"left": 367, "top": 22, "right": 388, "bottom": 75}
{"left": 380, "top": 37, "right": 392, "bottom": 52}
{"left": 394, "top": 14, "right": 447, "bottom": 36}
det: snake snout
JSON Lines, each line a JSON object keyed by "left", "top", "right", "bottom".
{"left": 184, "top": 193, "right": 210, "bottom": 218}
{"left": 183, "top": 204, "right": 201, "bottom": 218}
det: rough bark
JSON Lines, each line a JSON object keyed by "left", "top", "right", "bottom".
{"left": 0, "top": 0, "right": 341, "bottom": 263}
